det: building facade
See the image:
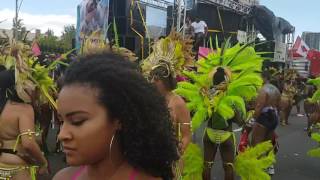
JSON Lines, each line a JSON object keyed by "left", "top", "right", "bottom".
{"left": 302, "top": 32, "right": 320, "bottom": 50}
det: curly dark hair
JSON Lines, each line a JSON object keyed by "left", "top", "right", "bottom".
{"left": 62, "top": 52, "right": 179, "bottom": 179}
{"left": 149, "top": 61, "right": 177, "bottom": 91}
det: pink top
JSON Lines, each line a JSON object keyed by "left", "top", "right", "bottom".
{"left": 71, "top": 166, "right": 138, "bottom": 180}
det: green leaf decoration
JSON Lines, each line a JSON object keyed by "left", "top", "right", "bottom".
{"left": 308, "top": 77, "right": 320, "bottom": 88}
{"left": 235, "top": 141, "right": 275, "bottom": 180}
{"left": 0, "top": 41, "right": 58, "bottom": 108}
{"left": 113, "top": 17, "right": 120, "bottom": 49}
{"left": 307, "top": 133, "right": 320, "bottom": 158}
{"left": 181, "top": 143, "right": 204, "bottom": 180}
{"left": 311, "top": 90, "right": 320, "bottom": 103}
{"left": 191, "top": 107, "right": 208, "bottom": 132}
{"left": 308, "top": 77, "right": 320, "bottom": 103}
{"left": 215, "top": 97, "right": 235, "bottom": 120}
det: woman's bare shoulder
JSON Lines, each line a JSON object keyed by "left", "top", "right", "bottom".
{"left": 172, "top": 94, "right": 187, "bottom": 106}
{"left": 8, "top": 102, "right": 33, "bottom": 113}
{"left": 53, "top": 166, "right": 82, "bottom": 180}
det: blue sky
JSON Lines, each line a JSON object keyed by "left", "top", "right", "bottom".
{"left": 0, "top": 0, "right": 319, "bottom": 36}
{"left": 260, "top": 0, "right": 320, "bottom": 36}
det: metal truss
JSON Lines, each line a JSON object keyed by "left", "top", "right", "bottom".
{"left": 198, "top": 0, "right": 251, "bottom": 14}
{"left": 138, "top": 0, "right": 173, "bottom": 10}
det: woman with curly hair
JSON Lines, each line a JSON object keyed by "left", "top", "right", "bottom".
{"left": 53, "top": 53, "right": 179, "bottom": 180}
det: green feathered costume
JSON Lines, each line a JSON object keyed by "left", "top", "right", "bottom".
{"left": 307, "top": 77, "right": 320, "bottom": 158}
{"left": 308, "top": 133, "right": 320, "bottom": 158}
{"left": 0, "top": 41, "right": 58, "bottom": 108}
{"left": 307, "top": 77, "right": 320, "bottom": 103}
{"left": 175, "top": 40, "right": 276, "bottom": 179}
{"left": 235, "top": 141, "right": 275, "bottom": 180}
{"left": 175, "top": 41, "right": 263, "bottom": 132}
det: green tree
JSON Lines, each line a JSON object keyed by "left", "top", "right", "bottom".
{"left": 60, "top": 25, "right": 76, "bottom": 50}
{"left": 45, "top": 29, "right": 55, "bottom": 37}
{"left": 39, "top": 29, "right": 63, "bottom": 53}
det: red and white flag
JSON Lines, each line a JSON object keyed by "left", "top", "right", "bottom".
{"left": 293, "top": 36, "right": 310, "bottom": 57}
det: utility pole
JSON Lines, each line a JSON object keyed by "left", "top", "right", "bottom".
{"left": 14, "top": 0, "right": 18, "bottom": 40}
{"left": 14, "top": 0, "right": 24, "bottom": 40}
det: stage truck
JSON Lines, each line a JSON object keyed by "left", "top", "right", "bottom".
{"left": 76, "top": 0, "right": 295, "bottom": 64}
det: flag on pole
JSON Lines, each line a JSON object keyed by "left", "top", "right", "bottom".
{"left": 293, "top": 36, "right": 310, "bottom": 57}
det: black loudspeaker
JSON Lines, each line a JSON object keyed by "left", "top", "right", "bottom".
{"left": 110, "top": 0, "right": 129, "bottom": 17}
{"left": 194, "top": 3, "right": 244, "bottom": 45}
{"left": 166, "top": 5, "right": 174, "bottom": 35}
{"left": 109, "top": 0, "right": 145, "bottom": 36}
{"left": 118, "top": 36, "right": 136, "bottom": 51}
{"left": 196, "top": 3, "right": 243, "bottom": 32}
{"left": 118, "top": 35, "right": 143, "bottom": 58}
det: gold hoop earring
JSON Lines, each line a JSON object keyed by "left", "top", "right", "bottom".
{"left": 109, "top": 134, "right": 115, "bottom": 164}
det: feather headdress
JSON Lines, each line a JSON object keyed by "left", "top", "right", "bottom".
{"left": 0, "top": 41, "right": 58, "bottom": 108}
{"left": 141, "top": 30, "right": 194, "bottom": 79}
{"left": 81, "top": 30, "right": 138, "bottom": 62}
{"left": 235, "top": 141, "right": 275, "bottom": 180}
{"left": 175, "top": 40, "right": 264, "bottom": 131}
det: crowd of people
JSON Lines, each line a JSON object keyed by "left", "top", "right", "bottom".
{"left": 0, "top": 27, "right": 319, "bottom": 180}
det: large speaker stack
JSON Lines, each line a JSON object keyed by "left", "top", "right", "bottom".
{"left": 193, "top": 2, "right": 246, "bottom": 45}
{"left": 166, "top": 5, "right": 174, "bottom": 35}
{"left": 109, "top": 0, "right": 146, "bottom": 56}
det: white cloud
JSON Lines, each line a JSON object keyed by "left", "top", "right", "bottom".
{"left": 0, "top": 9, "right": 76, "bottom": 36}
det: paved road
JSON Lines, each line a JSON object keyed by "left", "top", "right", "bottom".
{"left": 207, "top": 108, "right": 320, "bottom": 180}
{"left": 40, "top": 108, "right": 319, "bottom": 180}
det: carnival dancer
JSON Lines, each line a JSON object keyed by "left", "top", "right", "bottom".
{"left": 304, "top": 81, "right": 317, "bottom": 133}
{"left": 294, "top": 76, "right": 306, "bottom": 117}
{"left": 175, "top": 41, "right": 264, "bottom": 180}
{"left": 306, "top": 77, "right": 320, "bottom": 159}
{"left": 279, "top": 69, "right": 299, "bottom": 125}
{"left": 0, "top": 42, "right": 51, "bottom": 180}
{"left": 53, "top": 51, "right": 178, "bottom": 180}
{"left": 141, "top": 31, "right": 193, "bottom": 153}
{"left": 251, "top": 71, "right": 281, "bottom": 175}
{"left": 149, "top": 62, "right": 192, "bottom": 153}
{"left": 279, "top": 79, "right": 296, "bottom": 125}
{"left": 251, "top": 71, "right": 281, "bottom": 146}
{"left": 305, "top": 77, "right": 320, "bottom": 135}
{"left": 141, "top": 31, "right": 195, "bottom": 179}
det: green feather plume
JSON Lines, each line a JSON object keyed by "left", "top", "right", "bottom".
{"left": 307, "top": 133, "right": 320, "bottom": 158}
{"left": 181, "top": 143, "right": 204, "bottom": 180}
{"left": 235, "top": 141, "right": 275, "bottom": 180}
{"left": 308, "top": 77, "right": 320, "bottom": 103}
{"left": 113, "top": 17, "right": 120, "bottom": 49}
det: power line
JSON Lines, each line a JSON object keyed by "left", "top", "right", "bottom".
{"left": 18, "top": 0, "right": 24, "bottom": 15}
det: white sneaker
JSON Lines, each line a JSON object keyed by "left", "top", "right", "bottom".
{"left": 267, "top": 165, "right": 275, "bottom": 175}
